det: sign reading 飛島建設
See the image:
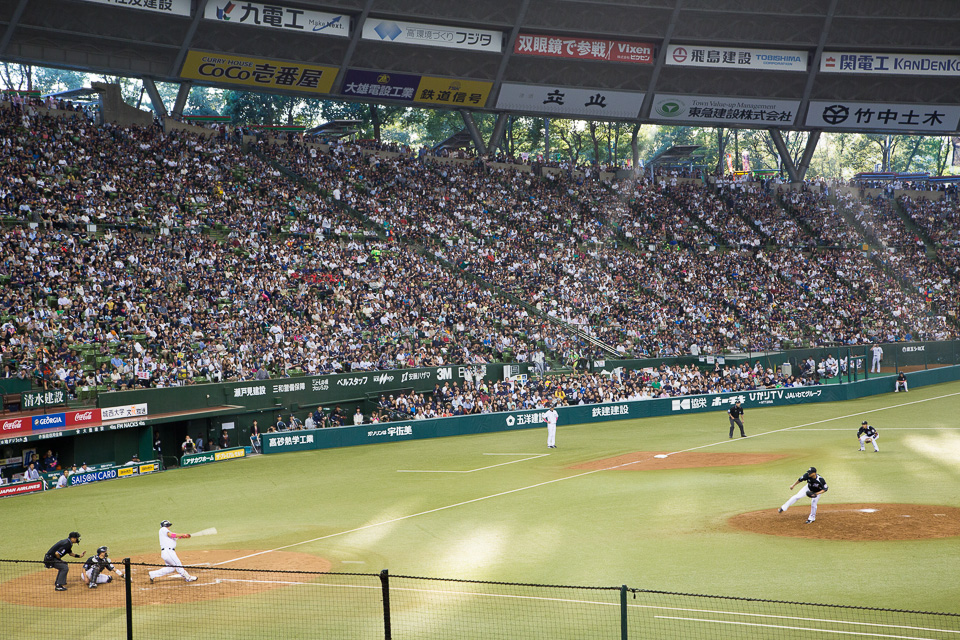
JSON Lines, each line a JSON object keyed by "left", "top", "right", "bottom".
{"left": 21, "top": 390, "right": 67, "bottom": 410}
{"left": 180, "top": 51, "right": 339, "bottom": 95}
{"left": 665, "top": 45, "right": 807, "bottom": 71}
{"left": 181, "top": 446, "right": 247, "bottom": 467}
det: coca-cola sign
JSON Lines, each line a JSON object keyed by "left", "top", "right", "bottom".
{"left": 1, "top": 419, "right": 30, "bottom": 435}
{"left": 65, "top": 409, "right": 101, "bottom": 426}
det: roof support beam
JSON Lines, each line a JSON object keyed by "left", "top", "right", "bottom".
{"left": 639, "top": 0, "right": 684, "bottom": 120}
{"left": 0, "top": 0, "right": 29, "bottom": 56}
{"left": 142, "top": 78, "right": 167, "bottom": 118}
{"left": 332, "top": 0, "right": 375, "bottom": 93}
{"left": 460, "top": 110, "right": 487, "bottom": 155}
{"left": 797, "top": 0, "right": 839, "bottom": 125}
{"left": 768, "top": 129, "right": 799, "bottom": 182}
{"left": 488, "top": 114, "right": 508, "bottom": 154}
{"left": 489, "top": 0, "right": 530, "bottom": 109}
{"left": 168, "top": 0, "right": 209, "bottom": 79}
{"left": 796, "top": 130, "right": 821, "bottom": 182}
{"left": 171, "top": 82, "right": 192, "bottom": 119}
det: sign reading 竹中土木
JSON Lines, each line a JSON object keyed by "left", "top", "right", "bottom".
{"left": 21, "top": 390, "right": 67, "bottom": 410}
{"left": 665, "top": 45, "right": 807, "bottom": 71}
{"left": 513, "top": 33, "right": 653, "bottom": 64}
{"left": 77, "top": 0, "right": 191, "bottom": 16}
{"left": 806, "top": 101, "right": 960, "bottom": 133}
{"left": 496, "top": 83, "right": 645, "bottom": 119}
{"left": 362, "top": 19, "right": 502, "bottom": 52}
{"left": 820, "top": 52, "right": 960, "bottom": 76}
{"left": 651, "top": 94, "right": 800, "bottom": 126}
{"left": 180, "top": 51, "right": 339, "bottom": 95}
{"left": 203, "top": 1, "right": 349, "bottom": 37}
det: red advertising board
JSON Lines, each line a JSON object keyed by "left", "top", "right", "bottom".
{"left": 0, "top": 481, "right": 44, "bottom": 498}
{"left": 0, "top": 417, "right": 31, "bottom": 436}
{"left": 514, "top": 33, "right": 653, "bottom": 64}
{"left": 65, "top": 408, "right": 101, "bottom": 426}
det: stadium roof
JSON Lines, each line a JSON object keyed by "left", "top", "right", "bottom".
{"left": 2, "top": 0, "right": 960, "bottom": 133}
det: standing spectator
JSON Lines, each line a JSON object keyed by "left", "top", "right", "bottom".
{"left": 194, "top": 435, "right": 204, "bottom": 453}
{"left": 219, "top": 429, "right": 230, "bottom": 449}
{"left": 44, "top": 531, "right": 84, "bottom": 591}
{"left": 42, "top": 449, "right": 58, "bottom": 472}
{"left": 181, "top": 435, "right": 196, "bottom": 455}
{"left": 250, "top": 421, "right": 261, "bottom": 453}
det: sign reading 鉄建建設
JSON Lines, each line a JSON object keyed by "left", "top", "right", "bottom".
{"left": 180, "top": 51, "right": 338, "bottom": 94}
{"left": 181, "top": 446, "right": 247, "bottom": 467}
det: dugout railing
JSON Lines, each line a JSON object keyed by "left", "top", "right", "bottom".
{"left": 2, "top": 559, "right": 958, "bottom": 639}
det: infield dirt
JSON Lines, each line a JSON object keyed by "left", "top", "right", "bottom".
{"left": 571, "top": 451, "right": 789, "bottom": 471}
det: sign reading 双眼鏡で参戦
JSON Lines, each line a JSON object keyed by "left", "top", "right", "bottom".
{"left": 650, "top": 94, "right": 800, "bottom": 126}
{"left": 21, "top": 389, "right": 67, "bottom": 410}
{"left": 514, "top": 33, "right": 653, "bottom": 64}
{"left": 203, "top": 1, "right": 349, "bottom": 37}
{"left": 805, "top": 101, "right": 960, "bottom": 133}
{"left": 362, "top": 19, "right": 502, "bottom": 52}
{"left": 665, "top": 45, "right": 807, "bottom": 71}
{"left": 820, "top": 52, "right": 960, "bottom": 76}
{"left": 496, "top": 83, "right": 645, "bottom": 119}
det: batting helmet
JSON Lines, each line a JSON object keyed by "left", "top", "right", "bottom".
{"left": 160, "top": 520, "right": 172, "bottom": 528}
{"left": 807, "top": 466, "right": 817, "bottom": 474}
{"left": 97, "top": 546, "right": 108, "bottom": 555}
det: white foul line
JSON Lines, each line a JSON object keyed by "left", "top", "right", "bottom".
{"left": 397, "top": 454, "right": 549, "bottom": 473}
{"left": 214, "top": 388, "right": 960, "bottom": 567}
{"left": 654, "top": 616, "right": 941, "bottom": 640}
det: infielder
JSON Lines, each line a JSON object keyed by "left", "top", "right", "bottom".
{"left": 857, "top": 420, "right": 880, "bottom": 452}
{"left": 870, "top": 343, "right": 883, "bottom": 373}
{"left": 544, "top": 404, "right": 559, "bottom": 448}
{"left": 82, "top": 546, "right": 123, "bottom": 589}
{"left": 778, "top": 466, "right": 828, "bottom": 524}
{"left": 148, "top": 520, "right": 198, "bottom": 583}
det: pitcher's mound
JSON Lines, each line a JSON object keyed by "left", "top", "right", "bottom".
{"left": 730, "top": 504, "right": 960, "bottom": 541}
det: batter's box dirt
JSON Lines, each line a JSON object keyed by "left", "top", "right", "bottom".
{"left": 0, "top": 549, "right": 333, "bottom": 608}
{"left": 730, "top": 504, "right": 960, "bottom": 541}
{"left": 570, "top": 451, "right": 789, "bottom": 471}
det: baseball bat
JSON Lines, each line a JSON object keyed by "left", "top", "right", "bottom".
{"left": 190, "top": 527, "right": 218, "bottom": 537}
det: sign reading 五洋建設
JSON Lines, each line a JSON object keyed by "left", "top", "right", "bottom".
{"left": 180, "top": 51, "right": 338, "bottom": 94}
{"left": 181, "top": 446, "right": 247, "bottom": 467}
{"left": 21, "top": 389, "right": 67, "bottom": 410}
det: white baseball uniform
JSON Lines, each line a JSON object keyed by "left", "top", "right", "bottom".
{"left": 871, "top": 345, "right": 883, "bottom": 373}
{"left": 148, "top": 526, "right": 194, "bottom": 581}
{"left": 545, "top": 408, "right": 559, "bottom": 448}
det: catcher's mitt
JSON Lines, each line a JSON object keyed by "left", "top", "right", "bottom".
{"left": 806, "top": 490, "right": 817, "bottom": 498}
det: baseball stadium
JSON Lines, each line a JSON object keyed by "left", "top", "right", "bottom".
{"left": 2, "top": 1, "right": 960, "bottom": 639}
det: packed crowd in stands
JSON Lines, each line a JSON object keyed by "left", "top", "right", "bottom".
{"left": 1, "top": 101, "right": 958, "bottom": 403}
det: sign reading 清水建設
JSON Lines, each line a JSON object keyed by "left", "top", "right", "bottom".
{"left": 805, "top": 101, "right": 960, "bottom": 133}
{"left": 514, "top": 33, "right": 653, "bottom": 64}
{"left": 650, "top": 94, "right": 800, "bottom": 126}
{"left": 665, "top": 45, "right": 807, "bottom": 71}
{"left": 496, "top": 83, "right": 645, "bottom": 119}
{"left": 21, "top": 389, "right": 67, "bottom": 410}
{"left": 203, "top": 1, "right": 349, "bottom": 36}
{"left": 820, "top": 52, "right": 960, "bottom": 76}
{"left": 181, "top": 446, "right": 247, "bottom": 467}
{"left": 362, "top": 19, "right": 501, "bottom": 52}
{"left": 180, "top": 51, "right": 339, "bottom": 94}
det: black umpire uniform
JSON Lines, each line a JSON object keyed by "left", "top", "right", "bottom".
{"left": 728, "top": 401, "right": 746, "bottom": 438}
{"left": 44, "top": 532, "right": 83, "bottom": 591}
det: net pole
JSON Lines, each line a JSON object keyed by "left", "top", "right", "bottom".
{"left": 620, "top": 585, "right": 628, "bottom": 640}
{"left": 123, "top": 558, "right": 133, "bottom": 640}
{"left": 380, "top": 568, "right": 392, "bottom": 640}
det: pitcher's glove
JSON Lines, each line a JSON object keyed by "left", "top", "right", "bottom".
{"left": 806, "top": 490, "right": 817, "bottom": 498}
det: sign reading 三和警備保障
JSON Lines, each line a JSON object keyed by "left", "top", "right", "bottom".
{"left": 650, "top": 94, "right": 800, "bottom": 125}
{"left": 820, "top": 51, "right": 960, "bottom": 76}
{"left": 805, "top": 101, "right": 960, "bottom": 133}
{"left": 496, "top": 83, "right": 645, "bottom": 119}
{"left": 203, "top": 1, "right": 349, "bottom": 37}
{"left": 180, "top": 51, "right": 338, "bottom": 94}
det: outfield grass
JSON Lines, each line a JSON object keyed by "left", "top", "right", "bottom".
{"left": 2, "top": 379, "right": 959, "bottom": 637}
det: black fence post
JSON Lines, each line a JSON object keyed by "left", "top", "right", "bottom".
{"left": 380, "top": 569, "right": 392, "bottom": 640}
{"left": 123, "top": 558, "right": 133, "bottom": 640}
{"left": 620, "top": 585, "right": 628, "bottom": 640}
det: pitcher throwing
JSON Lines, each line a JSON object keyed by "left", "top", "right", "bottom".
{"left": 148, "top": 520, "right": 198, "bottom": 583}
{"left": 778, "top": 467, "right": 828, "bottom": 524}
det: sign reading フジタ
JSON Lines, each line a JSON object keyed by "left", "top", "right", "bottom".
{"left": 666, "top": 45, "right": 807, "bottom": 71}
{"left": 496, "top": 83, "right": 644, "bottom": 119}
{"left": 806, "top": 101, "right": 960, "bottom": 133}
{"left": 180, "top": 51, "right": 338, "bottom": 94}
{"left": 203, "top": 1, "right": 349, "bottom": 36}
{"left": 362, "top": 19, "right": 502, "bottom": 52}
{"left": 651, "top": 94, "right": 799, "bottom": 126}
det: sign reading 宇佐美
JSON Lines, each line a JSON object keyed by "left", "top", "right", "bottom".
{"left": 77, "top": 0, "right": 190, "bottom": 16}
{"left": 665, "top": 45, "right": 807, "bottom": 71}
{"left": 180, "top": 51, "right": 338, "bottom": 94}
{"left": 820, "top": 51, "right": 960, "bottom": 76}
{"left": 650, "top": 94, "right": 800, "bottom": 126}
{"left": 203, "top": 1, "right": 349, "bottom": 37}
{"left": 181, "top": 446, "right": 247, "bottom": 467}
{"left": 496, "top": 83, "right": 645, "bottom": 119}
{"left": 805, "top": 101, "right": 960, "bottom": 133}
{"left": 514, "top": 33, "right": 653, "bottom": 64}
{"left": 362, "top": 19, "right": 502, "bottom": 52}
{"left": 21, "top": 389, "right": 67, "bottom": 410}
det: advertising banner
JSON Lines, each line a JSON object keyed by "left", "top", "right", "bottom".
{"left": 362, "top": 19, "right": 502, "bottom": 52}
{"left": 0, "top": 481, "right": 44, "bottom": 499}
{"left": 101, "top": 403, "right": 148, "bottom": 421}
{"left": 181, "top": 446, "right": 247, "bottom": 467}
{"left": 77, "top": 0, "right": 191, "bottom": 16}
{"left": 21, "top": 389, "right": 67, "bottom": 410}
{"left": 514, "top": 33, "right": 653, "bottom": 64}
{"left": 203, "top": 1, "right": 349, "bottom": 37}
{"left": 805, "top": 101, "right": 960, "bottom": 133}
{"left": 0, "top": 417, "right": 31, "bottom": 437}
{"left": 413, "top": 77, "right": 492, "bottom": 107}
{"left": 341, "top": 69, "right": 421, "bottom": 101}
{"left": 31, "top": 413, "right": 66, "bottom": 431}
{"left": 68, "top": 461, "right": 160, "bottom": 487}
{"left": 821, "top": 52, "right": 960, "bottom": 76}
{"left": 666, "top": 45, "right": 807, "bottom": 71}
{"left": 651, "top": 94, "right": 800, "bottom": 126}
{"left": 496, "top": 83, "right": 645, "bottom": 119}
{"left": 180, "top": 51, "right": 338, "bottom": 94}
{"left": 65, "top": 409, "right": 101, "bottom": 426}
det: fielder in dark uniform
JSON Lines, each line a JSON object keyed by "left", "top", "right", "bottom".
{"left": 82, "top": 546, "right": 124, "bottom": 589}
{"left": 728, "top": 401, "right": 746, "bottom": 438}
{"left": 44, "top": 532, "right": 85, "bottom": 591}
{"left": 778, "top": 467, "right": 828, "bottom": 524}
{"left": 858, "top": 420, "right": 880, "bottom": 452}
